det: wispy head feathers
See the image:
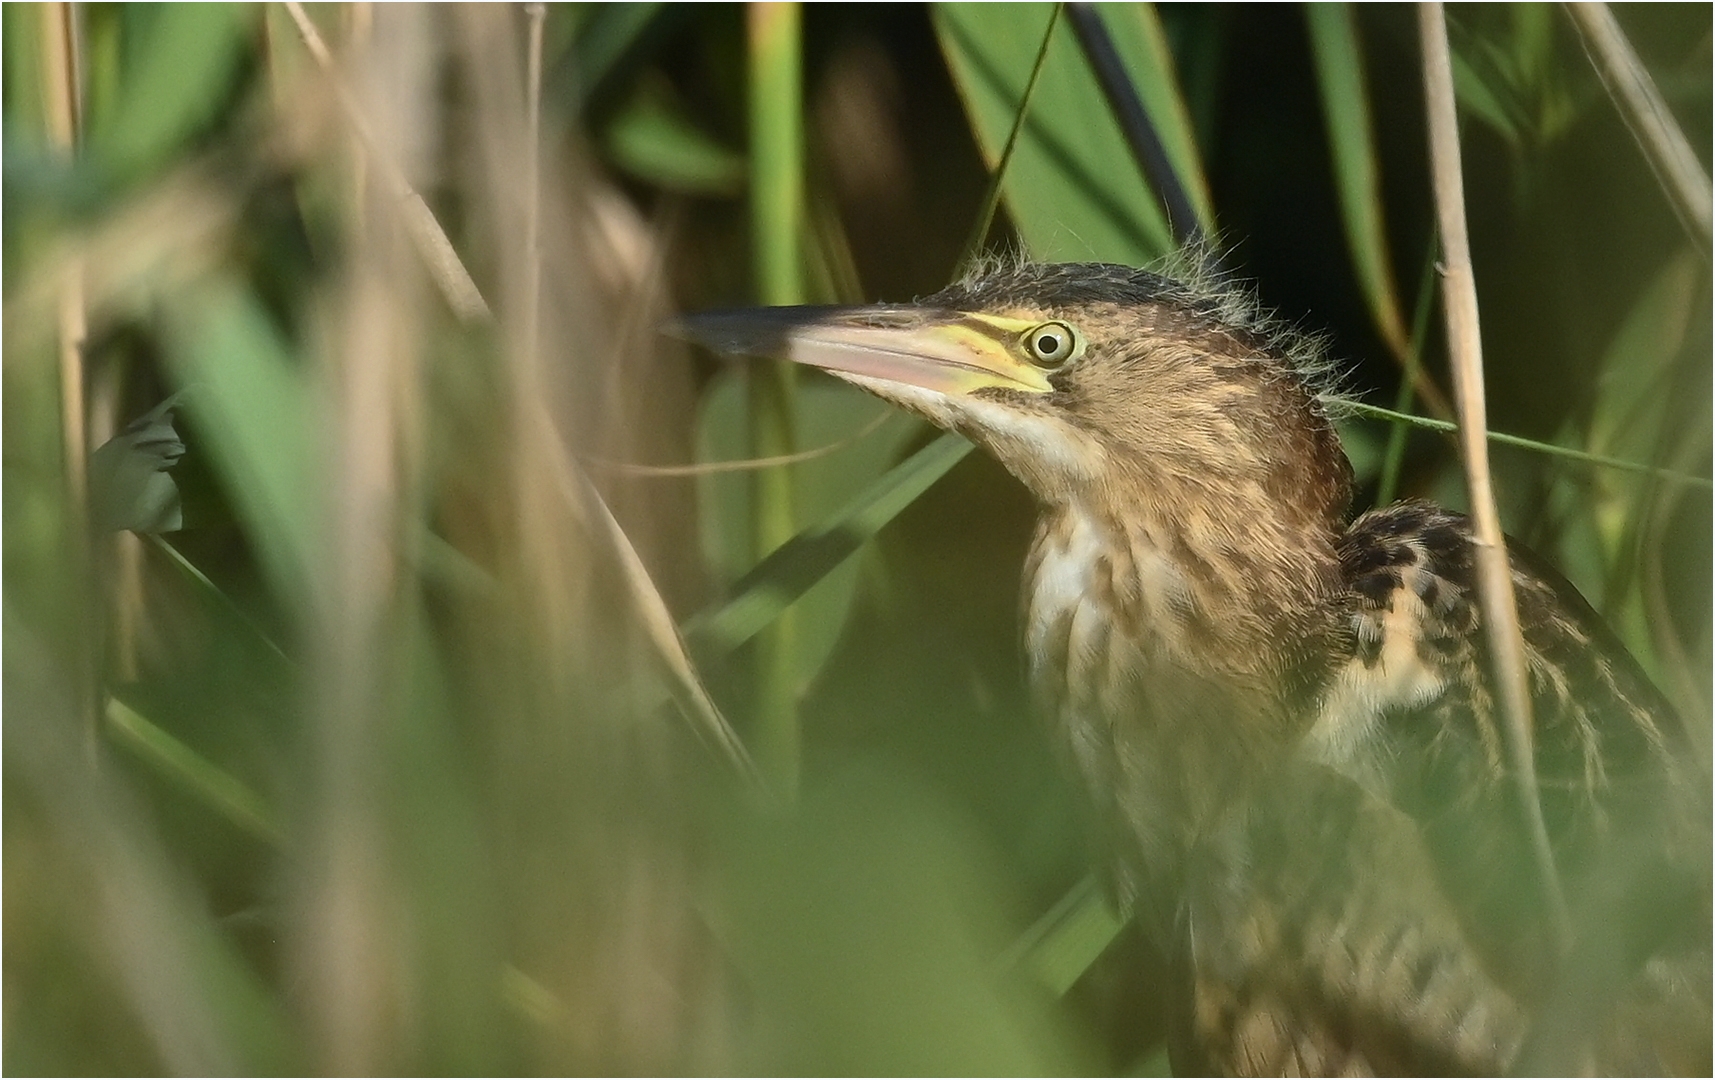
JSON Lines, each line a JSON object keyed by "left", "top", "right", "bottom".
{"left": 929, "top": 245, "right": 1352, "bottom": 414}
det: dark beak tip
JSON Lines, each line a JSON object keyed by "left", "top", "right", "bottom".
{"left": 659, "top": 311, "right": 723, "bottom": 344}
{"left": 663, "top": 303, "right": 939, "bottom": 359}
{"left": 660, "top": 314, "right": 772, "bottom": 358}
{"left": 656, "top": 313, "right": 726, "bottom": 356}
{"left": 661, "top": 306, "right": 838, "bottom": 357}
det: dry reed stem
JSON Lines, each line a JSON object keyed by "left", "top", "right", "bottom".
{"left": 524, "top": 2, "right": 546, "bottom": 379}
{"left": 282, "top": 0, "right": 490, "bottom": 322}
{"left": 280, "top": 0, "right": 751, "bottom": 786}
{"left": 1565, "top": 3, "right": 1712, "bottom": 252}
{"left": 39, "top": 1, "right": 100, "bottom": 759}
{"left": 41, "top": 0, "right": 86, "bottom": 513}
{"left": 292, "top": 8, "right": 436, "bottom": 1069}
{"left": 345, "top": 2, "right": 373, "bottom": 218}
{"left": 544, "top": 421, "right": 767, "bottom": 791}
{"left": 1419, "top": 2, "right": 1570, "bottom": 948}
{"left": 303, "top": 276, "right": 407, "bottom": 1076}
{"left": 306, "top": 287, "right": 405, "bottom": 1073}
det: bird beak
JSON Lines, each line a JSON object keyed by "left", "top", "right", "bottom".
{"left": 670, "top": 305, "right": 1057, "bottom": 396}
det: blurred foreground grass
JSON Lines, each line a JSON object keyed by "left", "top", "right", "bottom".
{"left": 4, "top": 4, "right": 1708, "bottom": 1073}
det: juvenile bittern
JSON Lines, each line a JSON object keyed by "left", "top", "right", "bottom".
{"left": 682, "top": 261, "right": 1711, "bottom": 1075}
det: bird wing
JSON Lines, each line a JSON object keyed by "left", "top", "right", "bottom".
{"left": 1273, "top": 498, "right": 1714, "bottom": 1074}
{"left": 1176, "top": 761, "right": 1525, "bottom": 1076}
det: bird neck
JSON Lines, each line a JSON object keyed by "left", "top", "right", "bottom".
{"left": 1025, "top": 469, "right": 1350, "bottom": 846}
{"left": 1038, "top": 467, "right": 1347, "bottom": 686}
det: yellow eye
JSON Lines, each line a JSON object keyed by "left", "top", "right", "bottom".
{"left": 1024, "top": 321, "right": 1078, "bottom": 367}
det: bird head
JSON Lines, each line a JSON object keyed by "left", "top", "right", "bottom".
{"left": 678, "top": 262, "right": 1354, "bottom": 539}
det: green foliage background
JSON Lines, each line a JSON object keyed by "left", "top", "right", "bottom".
{"left": 4, "top": 3, "right": 1708, "bottom": 1073}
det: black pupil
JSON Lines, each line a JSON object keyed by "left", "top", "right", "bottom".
{"left": 1036, "top": 333, "right": 1061, "bottom": 356}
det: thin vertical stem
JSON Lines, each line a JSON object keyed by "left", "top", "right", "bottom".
{"left": 345, "top": 3, "right": 373, "bottom": 223}
{"left": 41, "top": 1, "right": 96, "bottom": 756}
{"left": 299, "top": 4, "right": 431, "bottom": 1064}
{"left": 751, "top": 3, "right": 803, "bottom": 309}
{"left": 747, "top": 1, "right": 803, "bottom": 797}
{"left": 958, "top": 3, "right": 1062, "bottom": 272}
{"left": 523, "top": 3, "right": 545, "bottom": 377}
{"left": 1419, "top": 2, "right": 1570, "bottom": 949}
{"left": 44, "top": 0, "right": 84, "bottom": 466}
{"left": 1375, "top": 244, "right": 1439, "bottom": 506}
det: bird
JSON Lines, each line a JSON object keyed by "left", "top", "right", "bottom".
{"left": 679, "top": 259, "right": 1711, "bottom": 1075}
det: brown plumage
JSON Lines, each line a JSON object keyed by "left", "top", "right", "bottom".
{"left": 681, "top": 260, "right": 1711, "bottom": 1075}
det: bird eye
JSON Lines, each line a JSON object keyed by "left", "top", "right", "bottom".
{"left": 1024, "top": 321, "right": 1078, "bottom": 367}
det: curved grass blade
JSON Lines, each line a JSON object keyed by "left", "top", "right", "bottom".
{"left": 1341, "top": 400, "right": 1712, "bottom": 490}
{"left": 935, "top": 2, "right": 1209, "bottom": 264}
{"left": 89, "top": 4, "right": 255, "bottom": 182}
{"left": 1065, "top": 3, "right": 1202, "bottom": 247}
{"left": 1565, "top": 3, "right": 1711, "bottom": 252}
{"left": 567, "top": 3, "right": 664, "bottom": 108}
{"left": 995, "top": 874, "right": 1128, "bottom": 997}
{"left": 146, "top": 535, "right": 294, "bottom": 667}
{"left": 1375, "top": 249, "right": 1441, "bottom": 506}
{"left": 683, "top": 433, "right": 971, "bottom": 656}
{"left": 958, "top": 2, "right": 1063, "bottom": 269}
{"left": 104, "top": 696, "right": 282, "bottom": 846}
{"left": 549, "top": 433, "right": 766, "bottom": 792}
{"left": 161, "top": 279, "right": 315, "bottom": 606}
{"left": 1307, "top": 4, "right": 1410, "bottom": 360}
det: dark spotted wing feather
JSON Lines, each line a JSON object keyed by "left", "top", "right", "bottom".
{"left": 1168, "top": 500, "right": 1709, "bottom": 1075}
{"left": 1321, "top": 499, "right": 1711, "bottom": 1073}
